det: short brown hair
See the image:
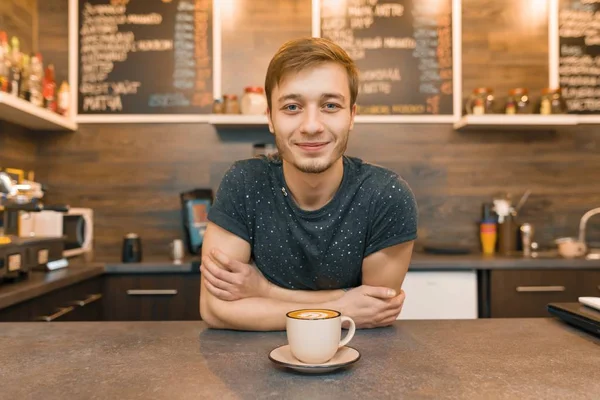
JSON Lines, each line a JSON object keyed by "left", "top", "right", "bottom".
{"left": 264, "top": 37, "right": 359, "bottom": 111}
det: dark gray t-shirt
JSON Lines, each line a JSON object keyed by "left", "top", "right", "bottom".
{"left": 207, "top": 155, "right": 418, "bottom": 290}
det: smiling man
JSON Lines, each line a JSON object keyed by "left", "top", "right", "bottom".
{"left": 199, "top": 37, "right": 418, "bottom": 331}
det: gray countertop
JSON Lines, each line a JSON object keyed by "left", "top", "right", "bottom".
{"left": 1, "top": 319, "right": 598, "bottom": 399}
{"left": 409, "top": 252, "right": 600, "bottom": 269}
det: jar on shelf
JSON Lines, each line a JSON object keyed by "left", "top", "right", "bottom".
{"left": 241, "top": 86, "right": 267, "bottom": 115}
{"left": 212, "top": 98, "right": 224, "bottom": 114}
{"left": 505, "top": 88, "right": 532, "bottom": 114}
{"left": 466, "top": 88, "right": 495, "bottom": 115}
{"left": 539, "top": 88, "right": 567, "bottom": 115}
{"left": 223, "top": 94, "right": 240, "bottom": 114}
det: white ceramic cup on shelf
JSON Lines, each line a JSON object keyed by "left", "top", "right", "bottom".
{"left": 286, "top": 309, "right": 356, "bottom": 364}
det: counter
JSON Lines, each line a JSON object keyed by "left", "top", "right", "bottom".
{"left": 409, "top": 252, "right": 600, "bottom": 270}
{"left": 1, "top": 319, "right": 598, "bottom": 399}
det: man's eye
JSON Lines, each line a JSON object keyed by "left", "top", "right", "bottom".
{"left": 324, "top": 103, "right": 339, "bottom": 110}
{"left": 285, "top": 104, "right": 299, "bottom": 112}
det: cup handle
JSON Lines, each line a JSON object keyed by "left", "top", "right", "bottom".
{"left": 339, "top": 316, "right": 356, "bottom": 348}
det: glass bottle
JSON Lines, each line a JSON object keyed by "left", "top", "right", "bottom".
{"left": 505, "top": 88, "right": 531, "bottom": 114}
{"left": 540, "top": 88, "right": 567, "bottom": 115}
{"left": 466, "top": 88, "right": 494, "bottom": 115}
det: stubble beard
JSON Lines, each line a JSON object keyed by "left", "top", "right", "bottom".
{"left": 275, "top": 132, "right": 349, "bottom": 174}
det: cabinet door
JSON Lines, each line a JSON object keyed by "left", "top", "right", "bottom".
{"left": 398, "top": 270, "right": 478, "bottom": 320}
{"left": 579, "top": 270, "right": 600, "bottom": 297}
{"left": 490, "top": 270, "right": 580, "bottom": 318}
{"left": 103, "top": 274, "right": 201, "bottom": 321}
{"left": 0, "top": 277, "right": 104, "bottom": 322}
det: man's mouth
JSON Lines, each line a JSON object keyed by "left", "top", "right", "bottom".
{"left": 296, "top": 142, "right": 329, "bottom": 152}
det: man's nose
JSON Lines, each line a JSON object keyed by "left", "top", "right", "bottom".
{"left": 299, "top": 107, "right": 325, "bottom": 135}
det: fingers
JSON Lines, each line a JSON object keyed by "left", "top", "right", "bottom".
{"left": 211, "top": 248, "right": 251, "bottom": 274}
{"left": 201, "top": 263, "right": 234, "bottom": 293}
{"left": 362, "top": 285, "right": 397, "bottom": 299}
{"left": 202, "top": 255, "right": 237, "bottom": 285}
{"left": 202, "top": 276, "right": 236, "bottom": 301}
{"left": 377, "top": 308, "right": 402, "bottom": 324}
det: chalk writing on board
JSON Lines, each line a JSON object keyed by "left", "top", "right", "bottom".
{"left": 78, "top": 0, "right": 213, "bottom": 115}
{"left": 559, "top": 0, "right": 600, "bottom": 113}
{"left": 320, "top": 0, "right": 452, "bottom": 115}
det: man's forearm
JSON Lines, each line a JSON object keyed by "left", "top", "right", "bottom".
{"left": 201, "top": 290, "right": 336, "bottom": 331}
{"left": 265, "top": 282, "right": 345, "bottom": 304}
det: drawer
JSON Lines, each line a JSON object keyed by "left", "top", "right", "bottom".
{"left": 490, "top": 270, "right": 580, "bottom": 318}
{"left": 103, "top": 274, "right": 201, "bottom": 321}
{"left": 0, "top": 277, "right": 103, "bottom": 322}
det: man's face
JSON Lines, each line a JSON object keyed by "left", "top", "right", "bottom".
{"left": 267, "top": 62, "right": 356, "bottom": 174}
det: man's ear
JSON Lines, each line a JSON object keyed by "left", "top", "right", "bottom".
{"left": 349, "top": 104, "right": 357, "bottom": 131}
{"left": 267, "top": 109, "right": 275, "bottom": 134}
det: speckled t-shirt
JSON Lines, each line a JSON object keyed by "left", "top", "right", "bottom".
{"left": 207, "top": 154, "right": 418, "bottom": 290}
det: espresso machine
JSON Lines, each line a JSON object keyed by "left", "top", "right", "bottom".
{"left": 0, "top": 172, "right": 68, "bottom": 282}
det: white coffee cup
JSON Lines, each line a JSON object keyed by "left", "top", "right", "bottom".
{"left": 286, "top": 309, "right": 356, "bottom": 364}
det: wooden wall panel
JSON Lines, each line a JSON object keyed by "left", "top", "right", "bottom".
{"left": 220, "top": 0, "right": 312, "bottom": 97}
{"left": 1, "top": 0, "right": 598, "bottom": 261}
{"left": 36, "top": 0, "right": 68, "bottom": 85}
{"left": 0, "top": 0, "right": 37, "bottom": 54}
{"left": 0, "top": 122, "right": 37, "bottom": 173}
{"left": 462, "top": 0, "right": 550, "bottom": 112}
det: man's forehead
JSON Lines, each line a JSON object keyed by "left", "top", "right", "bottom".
{"left": 274, "top": 66, "right": 351, "bottom": 100}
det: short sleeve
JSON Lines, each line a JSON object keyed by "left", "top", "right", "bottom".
{"left": 364, "top": 175, "right": 418, "bottom": 257}
{"left": 207, "top": 162, "right": 251, "bottom": 243}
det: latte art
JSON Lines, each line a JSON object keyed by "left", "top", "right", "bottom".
{"left": 287, "top": 309, "right": 340, "bottom": 320}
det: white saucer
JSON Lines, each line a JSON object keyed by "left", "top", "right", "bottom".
{"left": 268, "top": 344, "right": 360, "bottom": 373}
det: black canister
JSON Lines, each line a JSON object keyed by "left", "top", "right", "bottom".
{"left": 122, "top": 233, "right": 142, "bottom": 263}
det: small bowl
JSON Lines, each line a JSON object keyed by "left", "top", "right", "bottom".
{"left": 555, "top": 237, "right": 587, "bottom": 258}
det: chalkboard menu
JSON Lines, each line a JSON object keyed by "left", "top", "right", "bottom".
{"left": 320, "top": 0, "right": 453, "bottom": 115}
{"left": 78, "top": 0, "right": 213, "bottom": 115}
{"left": 559, "top": 0, "right": 600, "bottom": 114}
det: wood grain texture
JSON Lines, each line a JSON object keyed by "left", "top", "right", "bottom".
{"left": 220, "top": 0, "right": 311, "bottom": 97}
{"left": 1, "top": 0, "right": 599, "bottom": 260}
{"left": 0, "top": 122, "right": 38, "bottom": 173}
{"left": 462, "top": 0, "right": 550, "bottom": 112}
{"left": 0, "top": 0, "right": 37, "bottom": 54}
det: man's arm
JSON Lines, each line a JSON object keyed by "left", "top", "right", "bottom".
{"left": 199, "top": 222, "right": 343, "bottom": 331}
{"left": 200, "top": 222, "right": 403, "bottom": 331}
{"left": 361, "top": 241, "right": 414, "bottom": 300}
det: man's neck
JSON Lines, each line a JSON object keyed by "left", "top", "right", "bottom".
{"left": 282, "top": 157, "right": 344, "bottom": 211}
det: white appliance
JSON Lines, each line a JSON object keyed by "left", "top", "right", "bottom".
{"left": 398, "top": 271, "right": 479, "bottom": 320}
{"left": 19, "top": 207, "right": 94, "bottom": 258}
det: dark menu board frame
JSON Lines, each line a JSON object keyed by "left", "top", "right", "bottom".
{"left": 77, "top": 0, "right": 213, "bottom": 117}
{"left": 319, "top": 0, "right": 453, "bottom": 116}
{"left": 559, "top": 0, "right": 600, "bottom": 114}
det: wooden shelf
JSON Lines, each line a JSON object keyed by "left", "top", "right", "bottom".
{"left": 0, "top": 92, "right": 77, "bottom": 131}
{"left": 208, "top": 114, "right": 269, "bottom": 127}
{"left": 575, "top": 115, "right": 600, "bottom": 124}
{"left": 454, "top": 114, "right": 579, "bottom": 131}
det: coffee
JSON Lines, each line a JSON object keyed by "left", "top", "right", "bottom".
{"left": 287, "top": 309, "right": 339, "bottom": 320}
{"left": 286, "top": 308, "right": 356, "bottom": 364}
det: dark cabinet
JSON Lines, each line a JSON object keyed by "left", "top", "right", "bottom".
{"left": 102, "top": 274, "right": 201, "bottom": 321}
{"left": 579, "top": 270, "right": 600, "bottom": 297}
{"left": 0, "top": 277, "right": 104, "bottom": 322}
{"left": 489, "top": 269, "right": 596, "bottom": 318}
{"left": 0, "top": 273, "right": 201, "bottom": 322}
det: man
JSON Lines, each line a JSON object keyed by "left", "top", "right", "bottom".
{"left": 199, "top": 37, "right": 417, "bottom": 331}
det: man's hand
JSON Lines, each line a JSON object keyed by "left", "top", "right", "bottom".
{"left": 331, "top": 286, "right": 405, "bottom": 329}
{"left": 201, "top": 248, "right": 271, "bottom": 301}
